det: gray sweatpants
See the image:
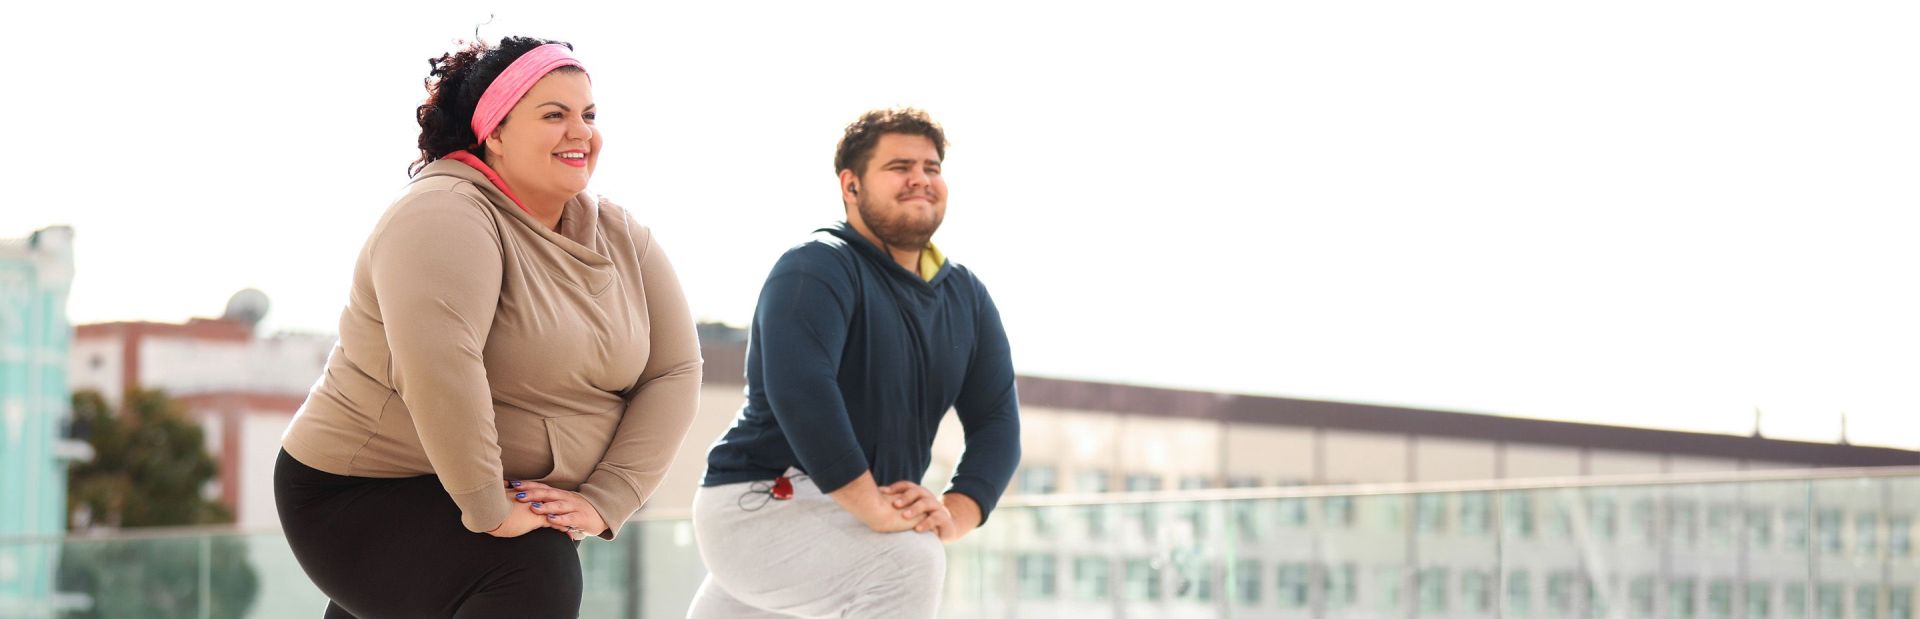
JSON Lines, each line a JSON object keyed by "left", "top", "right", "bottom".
{"left": 687, "top": 472, "right": 946, "bottom": 618}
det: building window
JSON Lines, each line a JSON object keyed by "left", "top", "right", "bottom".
{"left": 1073, "top": 556, "right": 1110, "bottom": 601}
{"left": 1505, "top": 493, "right": 1538, "bottom": 539}
{"left": 1028, "top": 507, "right": 1058, "bottom": 537}
{"left": 1817, "top": 583, "right": 1844, "bottom": 619}
{"left": 1325, "top": 563, "right": 1358, "bottom": 609}
{"left": 1707, "top": 504, "right": 1736, "bottom": 549}
{"left": 1276, "top": 563, "right": 1311, "bottom": 608}
{"left": 1377, "top": 566, "right": 1404, "bottom": 612}
{"left": 1587, "top": 579, "right": 1611, "bottom": 619}
{"left": 1417, "top": 494, "right": 1449, "bottom": 535}
{"left": 1125, "top": 558, "right": 1161, "bottom": 601}
{"left": 1276, "top": 498, "right": 1308, "bottom": 528}
{"left": 1076, "top": 470, "right": 1111, "bottom": 494}
{"left": 1233, "top": 559, "right": 1260, "bottom": 606}
{"left": 1671, "top": 501, "right": 1699, "bottom": 547}
{"left": 1460, "top": 492, "right": 1492, "bottom": 536}
{"left": 1381, "top": 497, "right": 1407, "bottom": 530}
{"left": 1019, "top": 465, "right": 1058, "bottom": 495}
{"left": 1019, "top": 469, "right": 1061, "bottom": 537}
{"left": 1462, "top": 570, "right": 1493, "bottom": 614}
{"left": 1417, "top": 568, "right": 1449, "bottom": 614}
{"left": 1891, "top": 516, "right": 1912, "bottom": 558}
{"left": 1888, "top": 586, "right": 1911, "bottom": 619}
{"left": 1784, "top": 510, "right": 1810, "bottom": 551}
{"left": 1179, "top": 475, "right": 1211, "bottom": 491}
{"left": 1856, "top": 585, "right": 1881, "bottom": 619}
{"left": 1707, "top": 580, "right": 1734, "bottom": 619}
{"left": 1748, "top": 507, "right": 1774, "bottom": 550}
{"left": 1746, "top": 581, "right": 1772, "bottom": 619}
{"left": 1630, "top": 577, "right": 1655, "bottom": 619}
{"left": 1590, "top": 497, "right": 1619, "bottom": 541}
{"left": 1079, "top": 505, "right": 1108, "bottom": 539}
{"left": 1182, "top": 503, "right": 1209, "bottom": 540}
{"left": 1786, "top": 585, "right": 1807, "bottom": 618}
{"left": 1226, "top": 476, "right": 1261, "bottom": 489}
{"left": 1324, "top": 496, "right": 1356, "bottom": 528}
{"left": 1631, "top": 499, "right": 1658, "bottom": 546}
{"left": 1818, "top": 510, "right": 1846, "bottom": 556}
{"left": 1234, "top": 501, "right": 1262, "bottom": 543}
{"left": 1125, "top": 475, "right": 1162, "bottom": 540}
{"left": 1547, "top": 572, "right": 1575, "bottom": 615}
{"left": 1857, "top": 514, "right": 1880, "bottom": 558}
{"left": 1178, "top": 558, "right": 1213, "bottom": 602}
{"left": 1016, "top": 554, "right": 1056, "bottom": 600}
{"left": 1506, "top": 570, "right": 1532, "bottom": 616}
{"left": 1547, "top": 502, "right": 1573, "bottom": 539}
{"left": 1670, "top": 579, "right": 1698, "bottom": 619}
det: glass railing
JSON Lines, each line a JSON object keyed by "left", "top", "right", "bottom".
{"left": 1, "top": 467, "right": 1914, "bottom": 618}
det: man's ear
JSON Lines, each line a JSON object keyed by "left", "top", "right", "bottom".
{"left": 839, "top": 169, "right": 860, "bottom": 206}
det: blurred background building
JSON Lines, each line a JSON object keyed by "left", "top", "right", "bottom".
{"left": 0, "top": 227, "right": 83, "bottom": 614}
{"left": 9, "top": 253, "right": 1917, "bottom": 618}
{"left": 654, "top": 329, "right": 1916, "bottom": 514}
{"left": 67, "top": 289, "right": 332, "bottom": 529}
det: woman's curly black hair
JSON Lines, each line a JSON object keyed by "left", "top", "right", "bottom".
{"left": 410, "top": 36, "right": 579, "bottom": 176}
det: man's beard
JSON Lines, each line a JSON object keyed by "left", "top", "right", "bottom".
{"left": 856, "top": 194, "right": 943, "bottom": 249}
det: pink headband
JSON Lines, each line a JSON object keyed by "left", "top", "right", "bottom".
{"left": 470, "top": 44, "right": 588, "bottom": 143}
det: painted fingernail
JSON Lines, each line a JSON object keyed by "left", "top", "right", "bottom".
{"left": 532, "top": 502, "right": 542, "bottom": 508}
{"left": 509, "top": 481, "right": 522, "bottom": 488}
{"left": 516, "top": 492, "right": 527, "bottom": 500}
{"left": 547, "top": 514, "right": 557, "bottom": 519}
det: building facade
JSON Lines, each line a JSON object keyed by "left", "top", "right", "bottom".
{"left": 652, "top": 339, "right": 1917, "bottom": 519}
{"left": 68, "top": 292, "right": 332, "bottom": 528}
{"left": 637, "top": 335, "right": 1920, "bottom": 619}
{"left": 0, "top": 227, "right": 84, "bottom": 615}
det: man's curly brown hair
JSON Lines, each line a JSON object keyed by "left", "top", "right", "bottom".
{"left": 832, "top": 107, "right": 948, "bottom": 178}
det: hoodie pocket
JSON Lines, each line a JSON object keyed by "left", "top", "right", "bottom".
{"left": 534, "top": 412, "right": 620, "bottom": 489}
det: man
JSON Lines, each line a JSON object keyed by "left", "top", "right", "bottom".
{"left": 688, "top": 108, "right": 1021, "bottom": 618}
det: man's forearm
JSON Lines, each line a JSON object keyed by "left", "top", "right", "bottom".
{"left": 828, "top": 471, "right": 919, "bottom": 532}
{"left": 942, "top": 492, "right": 982, "bottom": 537}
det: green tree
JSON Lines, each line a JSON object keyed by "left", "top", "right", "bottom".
{"left": 66, "top": 389, "right": 229, "bottom": 527}
{"left": 58, "top": 389, "right": 258, "bottom": 619}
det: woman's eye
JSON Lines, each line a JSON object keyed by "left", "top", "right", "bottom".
{"left": 584, "top": 113, "right": 597, "bottom": 122}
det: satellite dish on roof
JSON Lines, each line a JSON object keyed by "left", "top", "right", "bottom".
{"left": 223, "top": 288, "right": 270, "bottom": 326}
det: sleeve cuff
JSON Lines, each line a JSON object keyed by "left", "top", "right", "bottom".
{"left": 803, "top": 447, "right": 872, "bottom": 495}
{"left": 943, "top": 478, "right": 1002, "bottom": 527}
{"left": 578, "top": 468, "right": 643, "bottom": 540}
{"left": 451, "top": 484, "right": 512, "bottom": 533}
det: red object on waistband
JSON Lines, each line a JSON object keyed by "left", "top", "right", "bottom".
{"left": 771, "top": 475, "right": 794, "bottom": 500}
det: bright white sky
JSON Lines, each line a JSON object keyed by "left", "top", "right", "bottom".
{"left": 5, "top": 1, "right": 1916, "bottom": 449}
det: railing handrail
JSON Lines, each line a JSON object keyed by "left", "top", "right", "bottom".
{"left": 5, "top": 465, "right": 1914, "bottom": 544}
{"left": 997, "top": 464, "right": 1920, "bottom": 508}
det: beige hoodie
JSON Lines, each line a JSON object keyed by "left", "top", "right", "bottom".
{"left": 283, "top": 158, "right": 701, "bottom": 538}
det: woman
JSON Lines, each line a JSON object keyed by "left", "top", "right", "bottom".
{"left": 275, "top": 36, "right": 702, "bottom": 618}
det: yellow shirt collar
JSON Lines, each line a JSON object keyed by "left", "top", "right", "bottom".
{"left": 918, "top": 242, "right": 946, "bottom": 282}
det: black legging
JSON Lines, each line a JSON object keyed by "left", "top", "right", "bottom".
{"left": 274, "top": 449, "right": 582, "bottom": 618}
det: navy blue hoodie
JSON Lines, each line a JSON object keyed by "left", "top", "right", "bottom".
{"left": 703, "top": 222, "right": 1021, "bottom": 522}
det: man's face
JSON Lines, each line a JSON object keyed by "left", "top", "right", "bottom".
{"left": 852, "top": 133, "right": 947, "bottom": 249}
